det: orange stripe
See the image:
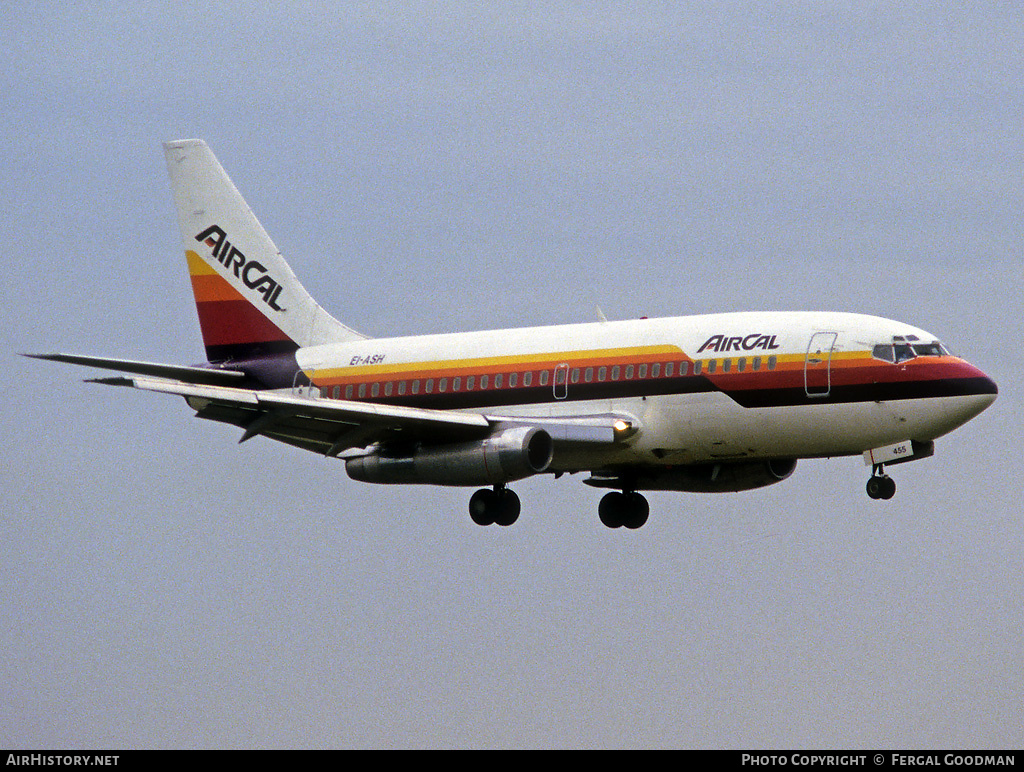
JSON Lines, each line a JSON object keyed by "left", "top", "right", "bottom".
{"left": 190, "top": 273, "right": 244, "bottom": 303}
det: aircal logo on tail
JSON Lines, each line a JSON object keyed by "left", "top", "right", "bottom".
{"left": 195, "top": 225, "right": 285, "bottom": 311}
{"left": 697, "top": 334, "right": 780, "bottom": 354}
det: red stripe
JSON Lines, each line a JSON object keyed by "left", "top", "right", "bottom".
{"left": 195, "top": 299, "right": 292, "bottom": 347}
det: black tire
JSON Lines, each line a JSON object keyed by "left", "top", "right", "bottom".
{"left": 622, "top": 492, "right": 650, "bottom": 529}
{"left": 880, "top": 476, "right": 896, "bottom": 500}
{"left": 867, "top": 475, "right": 896, "bottom": 500}
{"left": 469, "top": 488, "right": 495, "bottom": 526}
{"left": 866, "top": 477, "right": 883, "bottom": 499}
{"left": 493, "top": 488, "right": 521, "bottom": 526}
{"left": 599, "top": 492, "right": 625, "bottom": 528}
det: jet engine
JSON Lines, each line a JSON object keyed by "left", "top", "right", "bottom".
{"left": 345, "top": 426, "right": 554, "bottom": 487}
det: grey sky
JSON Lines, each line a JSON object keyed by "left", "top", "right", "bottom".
{"left": 2, "top": 1, "right": 1022, "bottom": 748}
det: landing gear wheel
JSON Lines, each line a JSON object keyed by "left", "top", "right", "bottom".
{"left": 469, "top": 488, "right": 496, "bottom": 525}
{"left": 599, "top": 491, "right": 626, "bottom": 528}
{"left": 621, "top": 492, "right": 649, "bottom": 530}
{"left": 599, "top": 491, "right": 650, "bottom": 529}
{"left": 493, "top": 488, "right": 520, "bottom": 527}
{"left": 469, "top": 487, "right": 520, "bottom": 526}
{"left": 866, "top": 475, "right": 896, "bottom": 500}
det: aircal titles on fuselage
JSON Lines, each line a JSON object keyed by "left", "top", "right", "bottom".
{"left": 696, "top": 333, "right": 781, "bottom": 354}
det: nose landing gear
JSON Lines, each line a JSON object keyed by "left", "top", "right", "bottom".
{"left": 866, "top": 464, "right": 897, "bottom": 500}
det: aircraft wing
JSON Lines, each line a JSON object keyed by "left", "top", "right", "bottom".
{"left": 92, "top": 376, "right": 634, "bottom": 456}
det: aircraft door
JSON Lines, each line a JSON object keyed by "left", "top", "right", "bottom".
{"left": 553, "top": 363, "right": 569, "bottom": 400}
{"left": 805, "top": 332, "right": 837, "bottom": 398}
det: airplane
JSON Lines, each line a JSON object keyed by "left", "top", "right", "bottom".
{"left": 27, "top": 139, "right": 999, "bottom": 529}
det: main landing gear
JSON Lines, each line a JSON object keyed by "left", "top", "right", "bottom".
{"left": 598, "top": 490, "right": 649, "bottom": 530}
{"left": 469, "top": 486, "right": 521, "bottom": 526}
{"left": 866, "top": 464, "right": 897, "bottom": 500}
{"left": 467, "top": 486, "right": 652, "bottom": 529}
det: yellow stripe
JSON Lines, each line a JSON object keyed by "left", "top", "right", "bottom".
{"left": 311, "top": 344, "right": 684, "bottom": 380}
{"left": 186, "top": 250, "right": 218, "bottom": 276}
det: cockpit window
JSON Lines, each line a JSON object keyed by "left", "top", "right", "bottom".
{"left": 871, "top": 344, "right": 895, "bottom": 363}
{"left": 912, "top": 342, "right": 948, "bottom": 357}
{"left": 871, "top": 337, "right": 950, "bottom": 363}
{"left": 893, "top": 342, "right": 916, "bottom": 363}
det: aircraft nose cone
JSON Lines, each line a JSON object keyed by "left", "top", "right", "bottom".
{"left": 961, "top": 363, "right": 998, "bottom": 419}
{"left": 984, "top": 373, "right": 998, "bottom": 397}
{"left": 971, "top": 364, "right": 998, "bottom": 401}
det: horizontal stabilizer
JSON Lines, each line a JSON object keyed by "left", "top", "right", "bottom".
{"left": 22, "top": 353, "right": 247, "bottom": 387}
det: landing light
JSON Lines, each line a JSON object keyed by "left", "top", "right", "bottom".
{"left": 613, "top": 419, "right": 637, "bottom": 439}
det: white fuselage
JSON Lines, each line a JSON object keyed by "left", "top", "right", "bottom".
{"left": 292, "top": 311, "right": 997, "bottom": 470}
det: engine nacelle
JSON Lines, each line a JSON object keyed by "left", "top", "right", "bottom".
{"left": 602, "top": 458, "right": 798, "bottom": 493}
{"left": 345, "top": 426, "right": 554, "bottom": 487}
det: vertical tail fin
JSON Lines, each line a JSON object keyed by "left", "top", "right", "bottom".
{"left": 164, "top": 139, "right": 365, "bottom": 363}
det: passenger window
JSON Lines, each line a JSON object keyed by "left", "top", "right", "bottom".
{"left": 598, "top": 366, "right": 607, "bottom": 382}
{"left": 625, "top": 365, "right": 634, "bottom": 379}
{"left": 466, "top": 375, "right": 475, "bottom": 390}
{"left": 665, "top": 362, "right": 674, "bottom": 377}
{"left": 439, "top": 378, "right": 448, "bottom": 392}
{"left": 411, "top": 380, "right": 420, "bottom": 394}
{"left": 679, "top": 361, "right": 689, "bottom": 376}
{"left": 332, "top": 385, "right": 340, "bottom": 399}
{"left": 523, "top": 372, "right": 533, "bottom": 387}
{"left": 737, "top": 358, "right": 746, "bottom": 372}
{"left": 345, "top": 385, "right": 353, "bottom": 399}
{"left": 509, "top": 372, "right": 517, "bottom": 388}
{"left": 480, "top": 374, "right": 489, "bottom": 389}
{"left": 752, "top": 357, "right": 761, "bottom": 371}
{"left": 585, "top": 367, "right": 594, "bottom": 382}
{"left": 638, "top": 364, "right": 648, "bottom": 379}
{"left": 452, "top": 377, "right": 461, "bottom": 391}
{"left": 358, "top": 383, "right": 367, "bottom": 398}
{"left": 397, "top": 381, "right": 406, "bottom": 395}
{"left": 371, "top": 383, "right": 380, "bottom": 397}
{"left": 651, "top": 363, "right": 661, "bottom": 378}
{"left": 570, "top": 368, "right": 580, "bottom": 383}
{"left": 492, "top": 373, "right": 501, "bottom": 388}
{"left": 767, "top": 355, "right": 777, "bottom": 370}
{"left": 722, "top": 359, "right": 731, "bottom": 373}
{"left": 540, "top": 370, "right": 549, "bottom": 386}
{"left": 611, "top": 365, "right": 620, "bottom": 380}
{"left": 707, "top": 360, "right": 716, "bottom": 374}
{"left": 384, "top": 382, "right": 393, "bottom": 396}
{"left": 693, "top": 360, "right": 702, "bottom": 375}
{"left": 425, "top": 379, "right": 434, "bottom": 393}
